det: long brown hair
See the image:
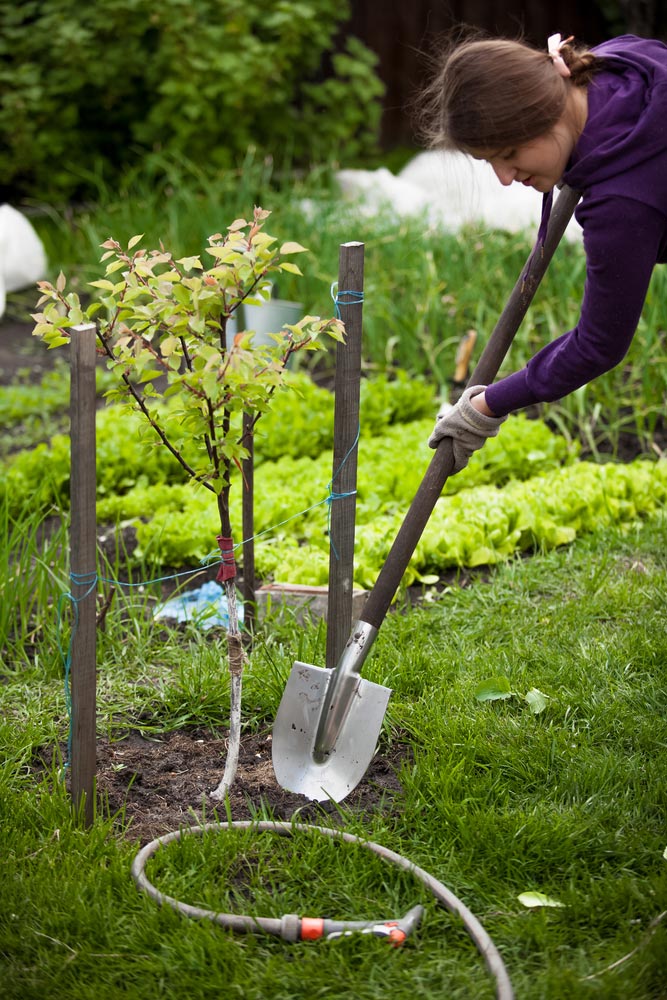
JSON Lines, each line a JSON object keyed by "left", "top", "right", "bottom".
{"left": 418, "top": 31, "right": 599, "bottom": 153}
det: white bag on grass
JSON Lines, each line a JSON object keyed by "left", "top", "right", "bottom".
{"left": 0, "top": 204, "right": 48, "bottom": 318}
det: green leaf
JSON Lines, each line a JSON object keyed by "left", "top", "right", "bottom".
{"left": 518, "top": 892, "right": 565, "bottom": 909}
{"left": 176, "top": 256, "right": 203, "bottom": 270}
{"left": 524, "top": 688, "right": 549, "bottom": 715}
{"left": 278, "top": 262, "right": 303, "bottom": 275}
{"left": 160, "top": 336, "right": 181, "bottom": 357}
{"left": 88, "top": 279, "right": 118, "bottom": 292}
{"left": 138, "top": 369, "right": 165, "bottom": 384}
{"left": 45, "top": 333, "right": 70, "bottom": 349}
{"left": 279, "top": 241, "right": 308, "bottom": 254}
{"left": 206, "top": 246, "right": 241, "bottom": 263}
{"left": 106, "top": 259, "right": 127, "bottom": 274}
{"left": 128, "top": 234, "right": 144, "bottom": 249}
{"left": 474, "top": 676, "right": 513, "bottom": 702}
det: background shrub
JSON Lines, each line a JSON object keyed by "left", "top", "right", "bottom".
{"left": 0, "top": 0, "right": 384, "bottom": 203}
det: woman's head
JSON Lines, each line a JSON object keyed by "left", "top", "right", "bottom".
{"left": 419, "top": 33, "right": 598, "bottom": 156}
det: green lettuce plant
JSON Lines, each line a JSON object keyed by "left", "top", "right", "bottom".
{"left": 31, "top": 207, "right": 344, "bottom": 798}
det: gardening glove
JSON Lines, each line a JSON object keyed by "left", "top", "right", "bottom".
{"left": 428, "top": 385, "right": 506, "bottom": 473}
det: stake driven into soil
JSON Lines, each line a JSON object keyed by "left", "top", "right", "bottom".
{"left": 326, "top": 241, "right": 364, "bottom": 670}
{"left": 242, "top": 410, "right": 256, "bottom": 631}
{"left": 69, "top": 323, "right": 98, "bottom": 828}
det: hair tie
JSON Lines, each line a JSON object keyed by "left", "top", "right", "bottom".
{"left": 547, "top": 33, "right": 574, "bottom": 78}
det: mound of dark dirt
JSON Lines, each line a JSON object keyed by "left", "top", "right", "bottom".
{"left": 90, "top": 727, "right": 408, "bottom": 844}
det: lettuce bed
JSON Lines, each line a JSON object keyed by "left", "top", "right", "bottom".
{"left": 3, "top": 377, "right": 665, "bottom": 588}
{"left": 99, "top": 420, "right": 665, "bottom": 588}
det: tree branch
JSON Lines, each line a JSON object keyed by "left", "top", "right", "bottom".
{"left": 95, "top": 329, "right": 215, "bottom": 492}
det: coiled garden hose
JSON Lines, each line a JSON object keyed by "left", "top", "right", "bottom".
{"left": 131, "top": 820, "right": 514, "bottom": 999}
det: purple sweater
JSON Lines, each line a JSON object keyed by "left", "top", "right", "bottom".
{"left": 485, "top": 36, "right": 667, "bottom": 416}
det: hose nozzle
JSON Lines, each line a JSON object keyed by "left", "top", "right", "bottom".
{"left": 295, "top": 903, "right": 425, "bottom": 946}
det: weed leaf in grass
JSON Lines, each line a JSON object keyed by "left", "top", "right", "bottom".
{"left": 518, "top": 891, "right": 566, "bottom": 909}
{"left": 474, "top": 677, "right": 549, "bottom": 714}
{"left": 523, "top": 687, "right": 549, "bottom": 715}
{"left": 474, "top": 676, "right": 513, "bottom": 702}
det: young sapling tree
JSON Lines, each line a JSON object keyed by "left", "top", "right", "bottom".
{"left": 32, "top": 207, "right": 345, "bottom": 799}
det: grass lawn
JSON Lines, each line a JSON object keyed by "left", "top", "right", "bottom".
{"left": 2, "top": 516, "right": 666, "bottom": 999}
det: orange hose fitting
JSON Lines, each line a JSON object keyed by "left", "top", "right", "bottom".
{"left": 300, "top": 917, "right": 325, "bottom": 941}
{"left": 387, "top": 927, "right": 407, "bottom": 946}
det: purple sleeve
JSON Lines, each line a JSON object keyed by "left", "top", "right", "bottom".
{"left": 485, "top": 196, "right": 666, "bottom": 416}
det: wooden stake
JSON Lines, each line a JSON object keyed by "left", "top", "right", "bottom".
{"left": 242, "top": 411, "right": 255, "bottom": 632}
{"left": 69, "top": 323, "right": 97, "bottom": 827}
{"left": 326, "top": 242, "right": 364, "bottom": 670}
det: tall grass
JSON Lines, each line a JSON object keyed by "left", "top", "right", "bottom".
{"left": 0, "top": 502, "right": 68, "bottom": 673}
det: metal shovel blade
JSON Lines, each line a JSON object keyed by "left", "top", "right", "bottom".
{"left": 272, "top": 660, "right": 391, "bottom": 802}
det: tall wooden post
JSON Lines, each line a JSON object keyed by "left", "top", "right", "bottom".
{"left": 326, "top": 242, "right": 364, "bottom": 670}
{"left": 241, "top": 411, "right": 255, "bottom": 632}
{"left": 69, "top": 323, "right": 97, "bottom": 827}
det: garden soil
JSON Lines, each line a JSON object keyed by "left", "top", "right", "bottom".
{"left": 41, "top": 681, "right": 408, "bottom": 846}
{"left": 91, "top": 728, "right": 408, "bottom": 844}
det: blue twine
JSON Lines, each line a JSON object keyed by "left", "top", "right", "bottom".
{"left": 326, "top": 424, "right": 360, "bottom": 560}
{"left": 199, "top": 495, "right": 335, "bottom": 565}
{"left": 57, "top": 570, "right": 98, "bottom": 773}
{"left": 331, "top": 282, "right": 364, "bottom": 319}
{"left": 93, "top": 466, "right": 359, "bottom": 588}
{"left": 98, "top": 564, "right": 211, "bottom": 589}
{"left": 57, "top": 466, "right": 360, "bottom": 767}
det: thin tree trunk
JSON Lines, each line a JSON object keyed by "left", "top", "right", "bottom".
{"left": 210, "top": 488, "right": 245, "bottom": 802}
{"left": 210, "top": 578, "right": 244, "bottom": 802}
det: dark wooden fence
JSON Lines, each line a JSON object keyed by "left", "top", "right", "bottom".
{"left": 345, "top": 1, "right": 665, "bottom": 147}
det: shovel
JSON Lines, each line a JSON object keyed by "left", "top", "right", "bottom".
{"left": 272, "top": 185, "right": 581, "bottom": 802}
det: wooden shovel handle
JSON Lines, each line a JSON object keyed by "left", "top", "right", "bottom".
{"left": 361, "top": 184, "right": 581, "bottom": 630}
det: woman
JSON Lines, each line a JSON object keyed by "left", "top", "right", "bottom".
{"left": 426, "top": 32, "right": 667, "bottom": 471}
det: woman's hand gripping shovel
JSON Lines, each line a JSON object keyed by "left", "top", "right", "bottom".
{"left": 272, "top": 186, "right": 581, "bottom": 802}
